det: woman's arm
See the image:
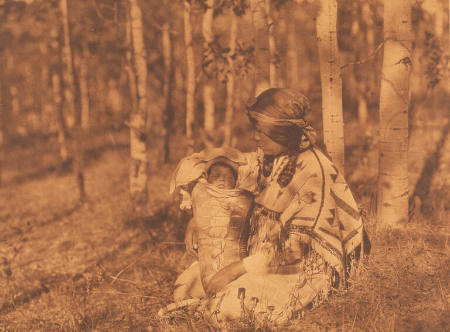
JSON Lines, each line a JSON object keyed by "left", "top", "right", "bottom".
{"left": 205, "top": 251, "right": 273, "bottom": 295}
{"left": 205, "top": 260, "right": 246, "bottom": 296}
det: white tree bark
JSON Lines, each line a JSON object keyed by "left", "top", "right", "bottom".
{"left": 184, "top": 0, "right": 195, "bottom": 153}
{"left": 73, "top": 46, "right": 90, "bottom": 129}
{"left": 162, "top": 21, "right": 173, "bottom": 162}
{"left": 60, "top": 0, "right": 76, "bottom": 129}
{"left": 125, "top": 16, "right": 137, "bottom": 113}
{"left": 60, "top": 0, "right": 85, "bottom": 201}
{"left": 0, "top": 80, "right": 3, "bottom": 186}
{"left": 286, "top": 4, "right": 299, "bottom": 88}
{"left": 39, "top": 41, "right": 55, "bottom": 133}
{"left": 223, "top": 10, "right": 238, "bottom": 147}
{"left": 49, "top": 25, "right": 69, "bottom": 164}
{"left": 377, "top": 0, "right": 412, "bottom": 227}
{"left": 202, "top": 0, "right": 215, "bottom": 134}
{"left": 250, "top": 0, "right": 270, "bottom": 95}
{"left": 265, "top": 0, "right": 277, "bottom": 87}
{"left": 51, "top": 71, "right": 69, "bottom": 164}
{"left": 128, "top": 0, "right": 149, "bottom": 206}
{"left": 79, "top": 47, "right": 90, "bottom": 129}
{"left": 316, "top": 0, "right": 345, "bottom": 173}
{"left": 9, "top": 86, "right": 20, "bottom": 115}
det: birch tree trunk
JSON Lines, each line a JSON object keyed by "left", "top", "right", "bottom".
{"left": 60, "top": 0, "right": 76, "bottom": 129}
{"left": 223, "top": 10, "right": 238, "bottom": 147}
{"left": 202, "top": 0, "right": 215, "bottom": 134}
{"left": 0, "top": 81, "right": 3, "bottom": 187}
{"left": 39, "top": 41, "right": 55, "bottom": 133}
{"left": 250, "top": 0, "right": 270, "bottom": 95}
{"left": 78, "top": 46, "right": 90, "bottom": 129}
{"left": 128, "top": 0, "right": 149, "bottom": 206}
{"left": 184, "top": 0, "right": 195, "bottom": 153}
{"left": 316, "top": 0, "right": 344, "bottom": 173}
{"left": 377, "top": 0, "right": 412, "bottom": 227}
{"left": 9, "top": 86, "right": 20, "bottom": 116}
{"left": 162, "top": 21, "right": 173, "bottom": 163}
{"left": 52, "top": 71, "right": 69, "bottom": 165}
{"left": 286, "top": 4, "right": 299, "bottom": 88}
{"left": 60, "top": 0, "right": 85, "bottom": 202}
{"left": 50, "top": 25, "right": 69, "bottom": 165}
{"left": 265, "top": 0, "right": 277, "bottom": 87}
{"left": 125, "top": 16, "right": 137, "bottom": 113}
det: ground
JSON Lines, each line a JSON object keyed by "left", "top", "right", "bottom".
{"left": 0, "top": 127, "right": 449, "bottom": 331}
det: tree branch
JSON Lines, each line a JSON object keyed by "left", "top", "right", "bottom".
{"left": 340, "top": 41, "right": 385, "bottom": 70}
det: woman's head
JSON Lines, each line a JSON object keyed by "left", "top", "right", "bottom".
{"left": 246, "top": 88, "right": 315, "bottom": 155}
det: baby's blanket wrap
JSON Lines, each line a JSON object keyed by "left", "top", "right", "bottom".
{"left": 192, "top": 179, "right": 253, "bottom": 288}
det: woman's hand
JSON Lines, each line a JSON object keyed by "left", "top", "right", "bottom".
{"left": 205, "top": 261, "right": 246, "bottom": 296}
{"left": 184, "top": 218, "right": 198, "bottom": 257}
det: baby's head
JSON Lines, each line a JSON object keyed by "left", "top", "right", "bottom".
{"left": 207, "top": 162, "right": 237, "bottom": 189}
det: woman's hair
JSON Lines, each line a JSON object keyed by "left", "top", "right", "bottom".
{"left": 247, "top": 88, "right": 313, "bottom": 151}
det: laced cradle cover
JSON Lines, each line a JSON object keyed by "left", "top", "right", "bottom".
{"left": 192, "top": 179, "right": 253, "bottom": 288}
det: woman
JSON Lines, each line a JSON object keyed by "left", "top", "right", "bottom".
{"left": 182, "top": 88, "right": 367, "bottom": 327}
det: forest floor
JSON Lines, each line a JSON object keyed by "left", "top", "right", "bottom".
{"left": 0, "top": 125, "right": 449, "bottom": 331}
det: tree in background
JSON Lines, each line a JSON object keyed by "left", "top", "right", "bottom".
{"left": 184, "top": 0, "right": 195, "bottom": 153}
{"left": 316, "top": 0, "right": 344, "bottom": 173}
{"left": 162, "top": 19, "right": 173, "bottom": 163}
{"left": 60, "top": 0, "right": 85, "bottom": 202}
{"left": 52, "top": 68, "right": 69, "bottom": 166}
{"left": 285, "top": 1, "right": 298, "bottom": 88}
{"left": 0, "top": 66, "right": 4, "bottom": 186}
{"left": 223, "top": 5, "right": 238, "bottom": 147}
{"left": 76, "top": 45, "right": 90, "bottom": 129}
{"left": 128, "top": 0, "right": 149, "bottom": 206}
{"left": 60, "top": 0, "right": 76, "bottom": 129}
{"left": 377, "top": 0, "right": 412, "bottom": 227}
{"left": 124, "top": 13, "right": 137, "bottom": 118}
{"left": 250, "top": 0, "right": 270, "bottom": 95}
{"left": 202, "top": 0, "right": 215, "bottom": 136}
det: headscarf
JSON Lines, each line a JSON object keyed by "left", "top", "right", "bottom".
{"left": 246, "top": 88, "right": 317, "bottom": 151}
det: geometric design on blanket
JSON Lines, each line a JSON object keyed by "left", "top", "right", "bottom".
{"left": 330, "top": 189, "right": 360, "bottom": 221}
{"left": 325, "top": 208, "right": 336, "bottom": 226}
{"left": 330, "top": 164, "right": 339, "bottom": 183}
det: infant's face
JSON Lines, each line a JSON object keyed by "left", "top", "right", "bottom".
{"left": 207, "top": 164, "right": 236, "bottom": 189}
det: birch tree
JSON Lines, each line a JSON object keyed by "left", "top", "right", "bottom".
{"left": 316, "top": 0, "right": 344, "bottom": 173}
{"left": 60, "top": 0, "right": 76, "bottom": 129}
{"left": 78, "top": 46, "right": 90, "bottom": 129}
{"left": 128, "top": 0, "right": 149, "bottom": 206}
{"left": 265, "top": 0, "right": 277, "bottom": 87}
{"left": 184, "top": 0, "right": 195, "bottom": 153}
{"left": 377, "top": 0, "right": 412, "bottom": 227}
{"left": 286, "top": 3, "right": 298, "bottom": 88}
{"left": 202, "top": 0, "right": 215, "bottom": 134}
{"left": 0, "top": 78, "right": 3, "bottom": 186}
{"left": 39, "top": 41, "right": 54, "bottom": 132}
{"left": 125, "top": 15, "right": 137, "bottom": 114}
{"left": 60, "top": 0, "right": 85, "bottom": 201}
{"left": 162, "top": 21, "right": 173, "bottom": 162}
{"left": 52, "top": 71, "right": 69, "bottom": 165}
{"left": 250, "top": 0, "right": 270, "bottom": 95}
{"left": 223, "top": 8, "right": 238, "bottom": 147}
{"left": 50, "top": 26, "right": 69, "bottom": 164}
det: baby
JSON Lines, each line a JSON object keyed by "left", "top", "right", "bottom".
{"left": 170, "top": 149, "right": 253, "bottom": 302}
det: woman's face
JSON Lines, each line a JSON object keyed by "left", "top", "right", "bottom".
{"left": 253, "top": 127, "right": 287, "bottom": 156}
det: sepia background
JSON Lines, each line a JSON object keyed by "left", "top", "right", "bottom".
{"left": 0, "top": 0, "right": 448, "bottom": 330}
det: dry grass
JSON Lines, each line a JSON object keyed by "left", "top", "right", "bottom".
{"left": 0, "top": 130, "right": 449, "bottom": 331}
